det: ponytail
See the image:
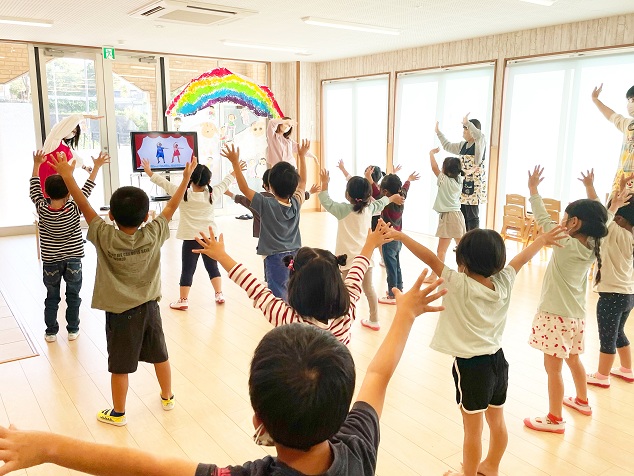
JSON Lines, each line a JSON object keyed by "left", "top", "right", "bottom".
{"left": 183, "top": 179, "right": 193, "bottom": 202}
{"left": 593, "top": 238, "right": 603, "bottom": 285}
{"left": 346, "top": 176, "right": 372, "bottom": 214}
{"left": 207, "top": 184, "right": 213, "bottom": 204}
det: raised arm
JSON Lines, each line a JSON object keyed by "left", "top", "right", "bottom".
{"left": 356, "top": 270, "right": 446, "bottom": 418}
{"left": 387, "top": 228, "right": 445, "bottom": 277}
{"left": 318, "top": 170, "right": 351, "bottom": 219}
{"left": 463, "top": 113, "right": 483, "bottom": 140}
{"left": 608, "top": 187, "right": 632, "bottom": 214}
{"left": 429, "top": 148, "right": 441, "bottom": 177}
{"left": 591, "top": 84, "right": 617, "bottom": 121}
{"left": 50, "top": 152, "right": 98, "bottom": 224}
{"left": 527, "top": 165, "right": 555, "bottom": 232}
{"left": 296, "top": 139, "right": 309, "bottom": 192}
{"left": 85, "top": 152, "right": 110, "bottom": 192}
{"left": 161, "top": 157, "right": 196, "bottom": 221}
{"left": 435, "top": 121, "right": 462, "bottom": 155}
{"left": 337, "top": 160, "right": 352, "bottom": 181}
{"left": 578, "top": 169, "right": 599, "bottom": 201}
{"left": 508, "top": 225, "right": 568, "bottom": 273}
{"left": 221, "top": 144, "right": 255, "bottom": 201}
{"left": 30, "top": 150, "right": 47, "bottom": 206}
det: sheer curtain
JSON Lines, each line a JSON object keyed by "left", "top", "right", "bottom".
{"left": 393, "top": 65, "right": 495, "bottom": 235}
{"left": 498, "top": 52, "right": 634, "bottom": 225}
{"left": 323, "top": 76, "right": 389, "bottom": 202}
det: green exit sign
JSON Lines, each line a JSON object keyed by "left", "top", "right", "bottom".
{"left": 103, "top": 47, "right": 115, "bottom": 60}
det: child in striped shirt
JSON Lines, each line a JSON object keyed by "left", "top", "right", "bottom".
{"left": 193, "top": 220, "right": 392, "bottom": 345}
{"left": 30, "top": 149, "right": 109, "bottom": 343}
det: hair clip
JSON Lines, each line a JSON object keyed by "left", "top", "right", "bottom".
{"left": 288, "top": 259, "right": 294, "bottom": 271}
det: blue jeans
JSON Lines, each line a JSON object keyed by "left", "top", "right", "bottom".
{"left": 264, "top": 251, "right": 295, "bottom": 300}
{"left": 382, "top": 241, "right": 402, "bottom": 298}
{"left": 43, "top": 259, "right": 82, "bottom": 335}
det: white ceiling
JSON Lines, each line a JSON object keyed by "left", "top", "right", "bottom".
{"left": 0, "top": 0, "right": 632, "bottom": 63}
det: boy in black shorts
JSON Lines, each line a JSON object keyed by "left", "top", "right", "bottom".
{"left": 0, "top": 270, "right": 447, "bottom": 476}
{"left": 50, "top": 152, "right": 196, "bottom": 426}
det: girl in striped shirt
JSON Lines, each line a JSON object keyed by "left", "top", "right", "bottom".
{"left": 193, "top": 220, "right": 392, "bottom": 345}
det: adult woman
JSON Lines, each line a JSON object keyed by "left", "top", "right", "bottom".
{"left": 266, "top": 117, "right": 317, "bottom": 167}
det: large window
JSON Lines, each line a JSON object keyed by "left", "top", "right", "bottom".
{"left": 498, "top": 52, "right": 634, "bottom": 224}
{"left": 393, "top": 65, "right": 495, "bottom": 235}
{"left": 323, "top": 76, "right": 389, "bottom": 202}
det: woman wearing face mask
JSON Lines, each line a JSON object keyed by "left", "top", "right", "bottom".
{"left": 39, "top": 114, "right": 103, "bottom": 197}
{"left": 591, "top": 83, "right": 634, "bottom": 198}
{"left": 266, "top": 116, "right": 318, "bottom": 168}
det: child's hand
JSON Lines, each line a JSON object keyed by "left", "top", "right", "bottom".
{"left": 578, "top": 169, "right": 595, "bottom": 188}
{"left": 49, "top": 152, "right": 74, "bottom": 178}
{"left": 383, "top": 223, "right": 403, "bottom": 241}
{"left": 591, "top": 83, "right": 603, "bottom": 100}
{"left": 393, "top": 269, "right": 447, "bottom": 320}
{"left": 365, "top": 219, "right": 393, "bottom": 249}
{"left": 193, "top": 226, "right": 226, "bottom": 259}
{"left": 183, "top": 155, "right": 197, "bottom": 180}
{"left": 462, "top": 113, "right": 470, "bottom": 125}
{"left": 309, "top": 183, "right": 321, "bottom": 195}
{"left": 619, "top": 172, "right": 634, "bottom": 192}
{"left": 536, "top": 225, "right": 568, "bottom": 248}
{"left": 389, "top": 193, "right": 404, "bottom": 205}
{"left": 221, "top": 144, "right": 240, "bottom": 164}
{"left": 528, "top": 165, "right": 544, "bottom": 193}
{"left": 364, "top": 166, "right": 375, "bottom": 183}
{"left": 430, "top": 147, "right": 440, "bottom": 155}
{"left": 141, "top": 158, "right": 153, "bottom": 177}
{"left": 611, "top": 187, "right": 633, "bottom": 210}
{"left": 393, "top": 164, "right": 403, "bottom": 174}
{"left": 231, "top": 160, "right": 247, "bottom": 176}
{"left": 33, "top": 150, "right": 46, "bottom": 168}
{"left": 298, "top": 139, "right": 310, "bottom": 157}
{"left": 435, "top": 121, "right": 440, "bottom": 134}
{"left": 320, "top": 169, "right": 330, "bottom": 188}
{"left": 92, "top": 152, "right": 110, "bottom": 169}
{"left": 0, "top": 424, "right": 49, "bottom": 474}
{"left": 408, "top": 172, "right": 421, "bottom": 182}
{"left": 337, "top": 159, "right": 345, "bottom": 171}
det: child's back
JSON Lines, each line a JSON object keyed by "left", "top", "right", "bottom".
{"left": 596, "top": 220, "right": 634, "bottom": 294}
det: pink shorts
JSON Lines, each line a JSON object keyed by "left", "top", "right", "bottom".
{"left": 528, "top": 311, "right": 585, "bottom": 359}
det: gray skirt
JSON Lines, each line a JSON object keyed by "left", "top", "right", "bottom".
{"left": 436, "top": 211, "right": 466, "bottom": 239}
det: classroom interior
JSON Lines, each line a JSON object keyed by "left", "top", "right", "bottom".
{"left": 2, "top": 1, "right": 634, "bottom": 475}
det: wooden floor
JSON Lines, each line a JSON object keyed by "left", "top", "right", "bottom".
{"left": 0, "top": 211, "right": 632, "bottom": 476}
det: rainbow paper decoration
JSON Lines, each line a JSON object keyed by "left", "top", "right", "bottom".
{"left": 166, "top": 68, "right": 284, "bottom": 119}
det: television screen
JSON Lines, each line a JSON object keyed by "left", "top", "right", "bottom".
{"left": 131, "top": 131, "right": 198, "bottom": 172}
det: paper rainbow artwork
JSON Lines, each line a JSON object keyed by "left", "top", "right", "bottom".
{"left": 166, "top": 68, "right": 284, "bottom": 119}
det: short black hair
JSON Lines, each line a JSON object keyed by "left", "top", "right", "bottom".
{"left": 380, "top": 173, "right": 402, "bottom": 196}
{"left": 262, "top": 169, "right": 271, "bottom": 189}
{"left": 44, "top": 174, "right": 69, "bottom": 199}
{"left": 249, "top": 324, "right": 355, "bottom": 451}
{"left": 268, "top": 162, "right": 299, "bottom": 199}
{"left": 283, "top": 248, "right": 349, "bottom": 324}
{"left": 469, "top": 119, "right": 481, "bottom": 130}
{"left": 616, "top": 199, "right": 634, "bottom": 227}
{"left": 456, "top": 229, "right": 506, "bottom": 278}
{"left": 370, "top": 166, "right": 385, "bottom": 184}
{"left": 346, "top": 176, "right": 371, "bottom": 213}
{"left": 110, "top": 186, "right": 149, "bottom": 228}
{"left": 442, "top": 157, "right": 464, "bottom": 180}
{"left": 627, "top": 85, "right": 634, "bottom": 99}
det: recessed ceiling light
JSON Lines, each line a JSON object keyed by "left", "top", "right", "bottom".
{"left": 131, "top": 66, "right": 155, "bottom": 70}
{"left": 221, "top": 40, "right": 308, "bottom": 53}
{"left": 0, "top": 16, "right": 53, "bottom": 27}
{"left": 518, "top": 0, "right": 556, "bottom": 5}
{"left": 301, "top": 17, "right": 400, "bottom": 35}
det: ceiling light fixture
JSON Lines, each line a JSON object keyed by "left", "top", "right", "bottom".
{"left": 221, "top": 40, "right": 308, "bottom": 53}
{"left": 301, "top": 17, "right": 400, "bottom": 35}
{"left": 518, "top": 0, "right": 556, "bottom": 5}
{"left": 0, "top": 16, "right": 53, "bottom": 27}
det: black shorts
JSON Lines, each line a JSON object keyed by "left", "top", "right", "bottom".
{"left": 452, "top": 348, "right": 508, "bottom": 413}
{"left": 105, "top": 301, "right": 169, "bottom": 374}
{"left": 371, "top": 215, "right": 380, "bottom": 231}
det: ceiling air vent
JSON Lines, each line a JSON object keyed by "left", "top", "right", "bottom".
{"left": 129, "top": 0, "right": 257, "bottom": 26}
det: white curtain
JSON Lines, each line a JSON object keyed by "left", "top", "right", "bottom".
{"left": 323, "top": 76, "right": 389, "bottom": 202}
{"left": 394, "top": 65, "right": 495, "bottom": 235}
{"left": 498, "top": 52, "right": 634, "bottom": 225}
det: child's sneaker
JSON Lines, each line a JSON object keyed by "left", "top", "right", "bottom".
{"left": 610, "top": 367, "right": 634, "bottom": 382}
{"left": 586, "top": 373, "right": 610, "bottom": 388}
{"left": 378, "top": 294, "right": 396, "bottom": 305}
{"left": 97, "top": 409, "right": 127, "bottom": 426}
{"left": 215, "top": 292, "right": 225, "bottom": 304}
{"left": 563, "top": 396, "right": 592, "bottom": 416}
{"left": 361, "top": 319, "right": 381, "bottom": 331}
{"left": 45, "top": 334, "right": 57, "bottom": 343}
{"left": 68, "top": 330, "right": 80, "bottom": 341}
{"left": 161, "top": 393, "right": 175, "bottom": 411}
{"left": 170, "top": 298, "right": 189, "bottom": 310}
{"left": 523, "top": 415, "right": 565, "bottom": 434}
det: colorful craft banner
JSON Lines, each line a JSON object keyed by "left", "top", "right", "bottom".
{"left": 166, "top": 68, "right": 284, "bottom": 119}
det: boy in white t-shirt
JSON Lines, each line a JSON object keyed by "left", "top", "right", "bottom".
{"left": 386, "top": 225, "right": 566, "bottom": 476}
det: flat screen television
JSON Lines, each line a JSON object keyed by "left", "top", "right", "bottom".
{"left": 131, "top": 131, "right": 198, "bottom": 173}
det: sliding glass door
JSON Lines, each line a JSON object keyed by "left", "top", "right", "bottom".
{"left": 393, "top": 65, "right": 495, "bottom": 235}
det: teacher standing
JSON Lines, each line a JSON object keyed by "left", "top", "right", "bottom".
{"left": 267, "top": 116, "right": 318, "bottom": 167}
{"left": 436, "top": 113, "right": 487, "bottom": 230}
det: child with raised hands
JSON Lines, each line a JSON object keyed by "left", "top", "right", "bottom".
{"left": 31, "top": 149, "right": 109, "bottom": 343}
{"left": 0, "top": 272, "right": 446, "bottom": 476}
{"left": 524, "top": 166, "right": 614, "bottom": 434}
{"left": 193, "top": 220, "right": 392, "bottom": 345}
{"left": 385, "top": 221, "right": 567, "bottom": 476}
{"left": 50, "top": 151, "right": 196, "bottom": 427}
{"left": 222, "top": 142, "right": 308, "bottom": 300}
{"left": 587, "top": 172, "right": 634, "bottom": 388}
{"left": 318, "top": 168, "right": 404, "bottom": 331}
{"left": 142, "top": 157, "right": 246, "bottom": 307}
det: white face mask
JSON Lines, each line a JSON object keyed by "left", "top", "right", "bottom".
{"left": 253, "top": 423, "right": 275, "bottom": 446}
{"left": 627, "top": 102, "right": 634, "bottom": 117}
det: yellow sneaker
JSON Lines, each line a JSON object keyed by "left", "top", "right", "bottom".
{"left": 161, "top": 393, "right": 175, "bottom": 411}
{"left": 97, "top": 408, "right": 127, "bottom": 426}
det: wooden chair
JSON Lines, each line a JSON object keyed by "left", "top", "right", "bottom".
{"left": 500, "top": 215, "right": 527, "bottom": 249}
{"left": 506, "top": 194, "right": 527, "bottom": 210}
{"left": 542, "top": 198, "right": 561, "bottom": 213}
